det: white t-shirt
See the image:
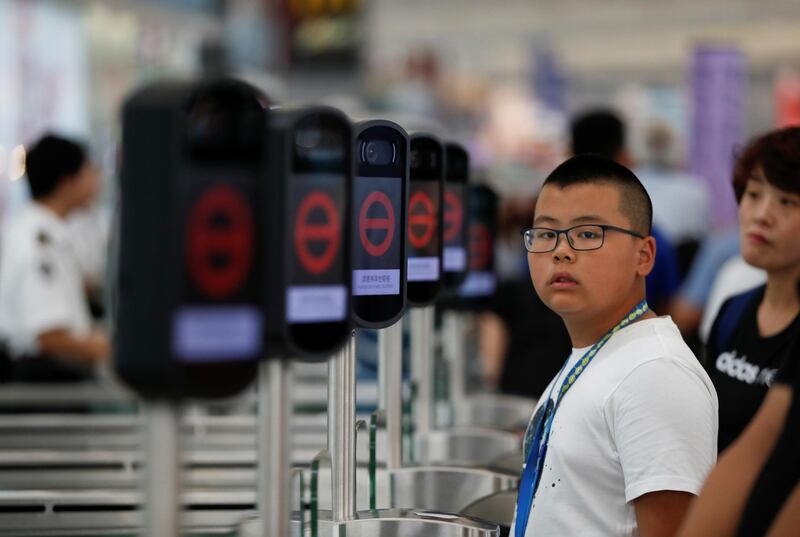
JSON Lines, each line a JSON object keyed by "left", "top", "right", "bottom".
{"left": 511, "top": 317, "right": 718, "bottom": 537}
{"left": 0, "top": 203, "right": 92, "bottom": 357}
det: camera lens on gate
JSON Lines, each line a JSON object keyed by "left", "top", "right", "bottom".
{"left": 364, "top": 140, "right": 395, "bottom": 165}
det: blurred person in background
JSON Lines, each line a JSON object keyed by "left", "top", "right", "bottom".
{"left": 668, "top": 229, "right": 741, "bottom": 342}
{"left": 0, "top": 134, "right": 110, "bottom": 382}
{"left": 702, "top": 127, "right": 800, "bottom": 453}
{"left": 386, "top": 48, "right": 441, "bottom": 118}
{"left": 480, "top": 195, "right": 571, "bottom": 396}
{"left": 636, "top": 121, "right": 711, "bottom": 279}
{"left": 636, "top": 121, "right": 711, "bottom": 249}
{"left": 570, "top": 109, "right": 682, "bottom": 313}
{"left": 697, "top": 254, "right": 765, "bottom": 343}
{"left": 494, "top": 196, "right": 537, "bottom": 284}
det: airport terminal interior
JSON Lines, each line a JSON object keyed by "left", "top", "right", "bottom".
{"left": 1, "top": 1, "right": 800, "bottom": 536}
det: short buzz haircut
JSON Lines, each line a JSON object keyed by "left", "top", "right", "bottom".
{"left": 732, "top": 127, "right": 800, "bottom": 203}
{"left": 25, "top": 134, "right": 87, "bottom": 200}
{"left": 541, "top": 155, "right": 653, "bottom": 236}
{"left": 570, "top": 109, "right": 625, "bottom": 160}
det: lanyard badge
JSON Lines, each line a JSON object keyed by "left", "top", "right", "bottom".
{"left": 514, "top": 300, "right": 649, "bottom": 537}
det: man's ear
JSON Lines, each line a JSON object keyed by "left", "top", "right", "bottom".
{"left": 637, "top": 235, "right": 657, "bottom": 277}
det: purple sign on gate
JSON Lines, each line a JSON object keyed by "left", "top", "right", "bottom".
{"left": 689, "top": 46, "right": 745, "bottom": 230}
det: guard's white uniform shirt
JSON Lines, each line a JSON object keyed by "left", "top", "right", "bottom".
{"left": 0, "top": 203, "right": 92, "bottom": 358}
{"left": 511, "top": 317, "right": 718, "bottom": 537}
{"left": 66, "top": 205, "right": 111, "bottom": 287}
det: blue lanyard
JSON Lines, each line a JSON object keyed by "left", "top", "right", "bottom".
{"left": 514, "top": 300, "right": 650, "bottom": 537}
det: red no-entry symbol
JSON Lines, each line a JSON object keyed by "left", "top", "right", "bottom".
{"left": 359, "top": 191, "right": 395, "bottom": 257}
{"left": 187, "top": 185, "right": 253, "bottom": 299}
{"left": 443, "top": 189, "right": 463, "bottom": 243}
{"left": 470, "top": 222, "right": 492, "bottom": 270}
{"left": 294, "top": 191, "right": 340, "bottom": 275}
{"left": 408, "top": 190, "right": 435, "bottom": 249}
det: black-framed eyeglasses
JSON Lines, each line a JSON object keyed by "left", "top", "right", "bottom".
{"left": 520, "top": 224, "right": 645, "bottom": 253}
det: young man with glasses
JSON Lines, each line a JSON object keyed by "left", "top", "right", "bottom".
{"left": 511, "top": 155, "right": 718, "bottom": 537}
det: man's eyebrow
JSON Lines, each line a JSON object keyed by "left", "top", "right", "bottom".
{"left": 571, "top": 215, "right": 609, "bottom": 224}
{"left": 532, "top": 215, "right": 558, "bottom": 225}
{"left": 532, "top": 214, "right": 609, "bottom": 226}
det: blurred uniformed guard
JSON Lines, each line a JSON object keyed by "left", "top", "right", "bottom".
{"left": 0, "top": 134, "right": 109, "bottom": 382}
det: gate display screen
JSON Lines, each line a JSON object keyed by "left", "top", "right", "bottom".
{"left": 407, "top": 135, "right": 443, "bottom": 306}
{"left": 443, "top": 183, "right": 466, "bottom": 272}
{"left": 115, "top": 79, "right": 265, "bottom": 399}
{"left": 351, "top": 123, "right": 407, "bottom": 328}
{"left": 459, "top": 185, "right": 498, "bottom": 300}
{"left": 443, "top": 143, "right": 469, "bottom": 289}
{"left": 285, "top": 114, "right": 351, "bottom": 354}
{"left": 407, "top": 181, "right": 441, "bottom": 281}
{"left": 353, "top": 177, "right": 402, "bottom": 296}
{"left": 287, "top": 174, "right": 348, "bottom": 324}
{"left": 174, "top": 169, "right": 263, "bottom": 363}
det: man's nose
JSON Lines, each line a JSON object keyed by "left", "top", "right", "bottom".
{"left": 551, "top": 232, "right": 573, "bottom": 262}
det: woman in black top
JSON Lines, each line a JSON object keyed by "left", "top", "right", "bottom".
{"left": 677, "top": 326, "right": 800, "bottom": 537}
{"left": 736, "top": 345, "right": 800, "bottom": 536}
{"left": 704, "top": 127, "right": 800, "bottom": 452}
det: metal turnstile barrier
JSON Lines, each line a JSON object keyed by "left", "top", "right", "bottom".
{"left": 0, "top": 489, "right": 258, "bottom": 536}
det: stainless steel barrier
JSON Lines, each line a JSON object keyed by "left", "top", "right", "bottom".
{"left": 0, "top": 489, "right": 256, "bottom": 536}
{"left": 389, "top": 466, "right": 518, "bottom": 515}
{"left": 461, "top": 490, "right": 517, "bottom": 535}
{"left": 413, "top": 427, "right": 521, "bottom": 467}
{"left": 451, "top": 394, "right": 535, "bottom": 433}
{"left": 262, "top": 508, "right": 500, "bottom": 537}
{"left": 0, "top": 376, "right": 377, "bottom": 413}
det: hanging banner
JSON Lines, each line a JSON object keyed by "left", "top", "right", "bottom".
{"left": 688, "top": 46, "right": 745, "bottom": 230}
